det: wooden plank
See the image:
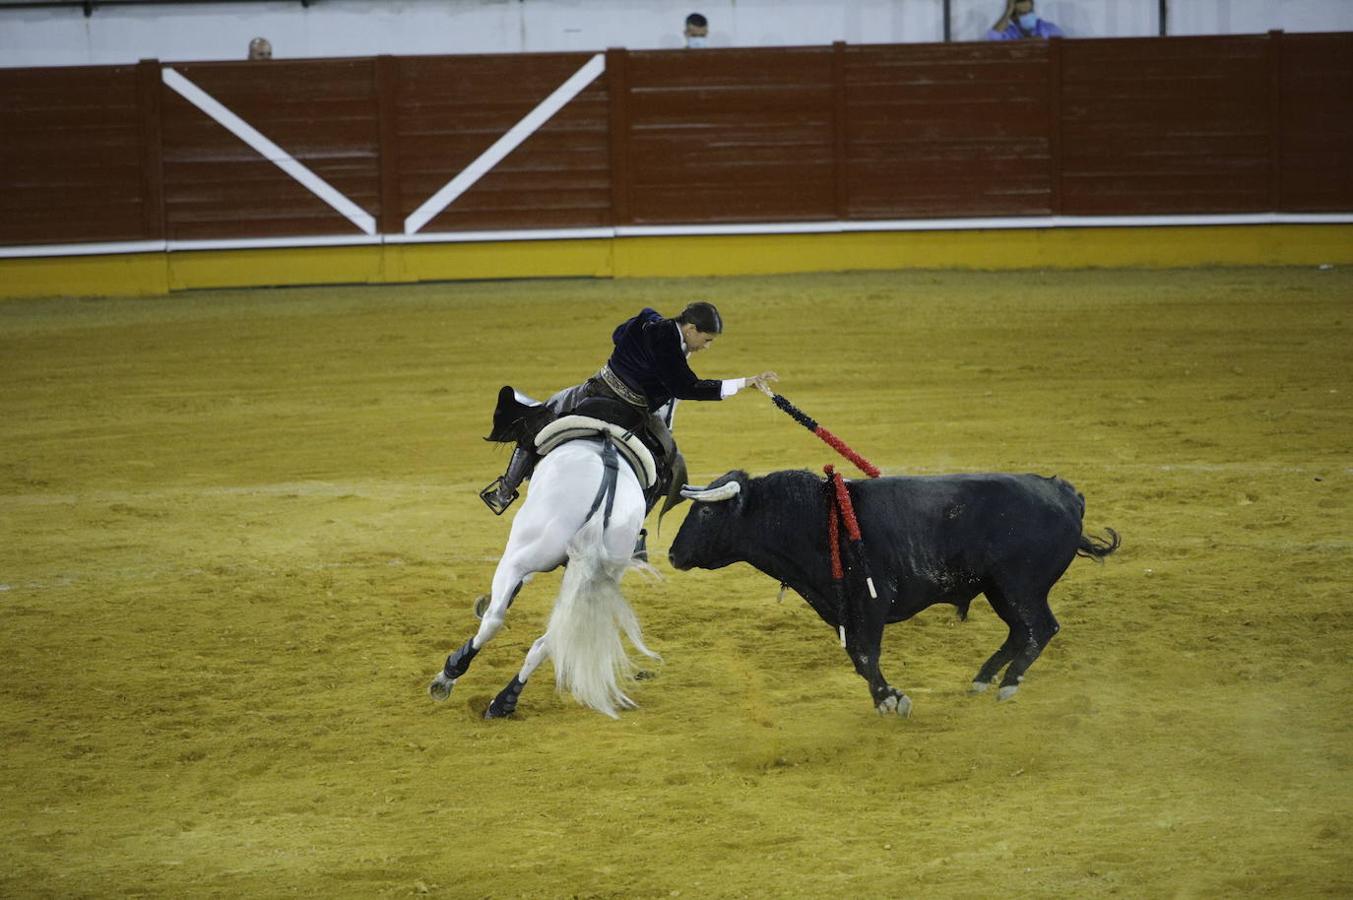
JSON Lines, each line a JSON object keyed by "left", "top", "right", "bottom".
{"left": 851, "top": 156, "right": 1048, "bottom": 179}
{"left": 375, "top": 55, "right": 402, "bottom": 234}
{"left": 606, "top": 47, "right": 632, "bottom": 226}
{"left": 395, "top": 53, "right": 611, "bottom": 233}
{"left": 137, "top": 59, "right": 165, "bottom": 241}
{"left": 604, "top": 48, "right": 836, "bottom": 224}
{"left": 1048, "top": 38, "right": 1063, "bottom": 216}
{"left": 407, "top": 208, "right": 612, "bottom": 231}
{"left": 1278, "top": 32, "right": 1353, "bottom": 211}
{"left": 1057, "top": 33, "right": 1278, "bottom": 217}
{"left": 398, "top": 53, "right": 602, "bottom": 100}
{"left": 0, "top": 64, "right": 149, "bottom": 245}
{"left": 836, "top": 39, "right": 1056, "bottom": 221}
{"left": 630, "top": 186, "right": 835, "bottom": 224}
{"left": 832, "top": 41, "right": 849, "bottom": 220}
{"left": 628, "top": 87, "right": 833, "bottom": 119}
{"left": 628, "top": 48, "right": 832, "bottom": 87}
{"left": 426, "top": 188, "right": 611, "bottom": 213}
{"left": 1267, "top": 32, "right": 1283, "bottom": 212}
{"left": 159, "top": 61, "right": 383, "bottom": 240}
{"left": 848, "top": 82, "right": 1048, "bottom": 105}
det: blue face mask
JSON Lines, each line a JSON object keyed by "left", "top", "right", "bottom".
{"left": 1017, "top": 12, "right": 1039, "bottom": 30}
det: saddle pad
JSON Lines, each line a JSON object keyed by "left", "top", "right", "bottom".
{"left": 534, "top": 415, "right": 657, "bottom": 489}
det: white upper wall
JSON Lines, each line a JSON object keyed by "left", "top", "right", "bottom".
{"left": 2, "top": 0, "right": 1351, "bottom": 69}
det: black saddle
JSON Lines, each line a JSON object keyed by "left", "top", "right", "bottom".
{"left": 572, "top": 395, "right": 646, "bottom": 433}
{"left": 483, "top": 384, "right": 687, "bottom": 519}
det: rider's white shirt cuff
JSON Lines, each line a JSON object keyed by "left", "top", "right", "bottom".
{"left": 720, "top": 378, "right": 746, "bottom": 399}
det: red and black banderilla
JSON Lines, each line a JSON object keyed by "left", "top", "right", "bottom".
{"left": 757, "top": 384, "right": 881, "bottom": 647}
{"left": 825, "top": 463, "right": 878, "bottom": 646}
{"left": 755, "top": 383, "right": 881, "bottom": 479}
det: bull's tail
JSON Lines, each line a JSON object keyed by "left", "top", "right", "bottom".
{"left": 1076, "top": 527, "right": 1121, "bottom": 561}
{"left": 547, "top": 515, "right": 660, "bottom": 718}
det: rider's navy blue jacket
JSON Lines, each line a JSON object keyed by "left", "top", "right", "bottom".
{"left": 607, "top": 308, "right": 722, "bottom": 411}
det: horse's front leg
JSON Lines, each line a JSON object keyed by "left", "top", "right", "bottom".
{"left": 428, "top": 560, "right": 527, "bottom": 702}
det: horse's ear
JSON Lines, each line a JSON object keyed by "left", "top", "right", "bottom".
{"left": 655, "top": 452, "right": 690, "bottom": 536}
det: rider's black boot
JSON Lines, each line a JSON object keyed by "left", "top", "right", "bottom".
{"left": 480, "top": 446, "right": 534, "bottom": 515}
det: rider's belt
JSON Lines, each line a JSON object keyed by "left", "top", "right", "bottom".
{"left": 596, "top": 365, "right": 648, "bottom": 409}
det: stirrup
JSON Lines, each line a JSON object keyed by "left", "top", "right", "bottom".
{"left": 479, "top": 477, "right": 518, "bottom": 516}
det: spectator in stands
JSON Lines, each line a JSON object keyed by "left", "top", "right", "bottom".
{"left": 986, "top": 0, "right": 1064, "bottom": 40}
{"left": 684, "top": 12, "right": 709, "bottom": 48}
{"left": 248, "top": 37, "right": 273, "bottom": 60}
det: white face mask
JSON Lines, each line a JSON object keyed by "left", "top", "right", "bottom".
{"left": 686, "top": 35, "right": 708, "bottom": 48}
{"left": 1017, "top": 12, "right": 1039, "bottom": 30}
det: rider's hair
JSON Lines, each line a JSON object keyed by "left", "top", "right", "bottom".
{"left": 675, "top": 301, "right": 723, "bottom": 334}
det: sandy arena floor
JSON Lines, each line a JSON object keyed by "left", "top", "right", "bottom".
{"left": 2, "top": 267, "right": 1350, "bottom": 897}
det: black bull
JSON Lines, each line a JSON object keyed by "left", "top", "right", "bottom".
{"left": 668, "top": 469, "right": 1119, "bottom": 715}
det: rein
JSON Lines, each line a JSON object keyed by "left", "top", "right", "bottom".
{"left": 757, "top": 384, "right": 881, "bottom": 647}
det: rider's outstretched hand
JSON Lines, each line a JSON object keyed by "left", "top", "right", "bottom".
{"left": 748, "top": 371, "right": 779, "bottom": 391}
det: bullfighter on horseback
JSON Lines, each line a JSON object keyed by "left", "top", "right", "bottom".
{"left": 480, "top": 301, "right": 777, "bottom": 522}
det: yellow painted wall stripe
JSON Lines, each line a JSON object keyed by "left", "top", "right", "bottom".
{"left": 3, "top": 225, "right": 1350, "bottom": 300}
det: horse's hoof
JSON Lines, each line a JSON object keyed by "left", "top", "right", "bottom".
{"left": 969, "top": 680, "right": 991, "bottom": 694}
{"left": 472, "top": 595, "right": 489, "bottom": 619}
{"left": 997, "top": 684, "right": 1019, "bottom": 702}
{"left": 428, "top": 674, "right": 454, "bottom": 702}
{"left": 484, "top": 703, "right": 514, "bottom": 720}
{"left": 876, "top": 690, "right": 912, "bottom": 718}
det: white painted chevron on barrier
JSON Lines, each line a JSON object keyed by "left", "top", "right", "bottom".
{"left": 402, "top": 53, "right": 607, "bottom": 235}
{"left": 161, "top": 67, "right": 377, "bottom": 236}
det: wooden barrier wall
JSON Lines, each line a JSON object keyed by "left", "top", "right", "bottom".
{"left": 2, "top": 32, "right": 1350, "bottom": 250}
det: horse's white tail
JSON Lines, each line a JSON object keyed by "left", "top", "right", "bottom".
{"left": 548, "top": 516, "right": 660, "bottom": 718}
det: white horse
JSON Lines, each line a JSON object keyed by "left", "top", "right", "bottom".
{"left": 429, "top": 417, "right": 660, "bottom": 718}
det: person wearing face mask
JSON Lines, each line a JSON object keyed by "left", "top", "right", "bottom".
{"left": 684, "top": 12, "right": 709, "bottom": 48}
{"left": 986, "top": 0, "right": 1064, "bottom": 40}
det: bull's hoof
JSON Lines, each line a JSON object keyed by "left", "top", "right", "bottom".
{"left": 428, "top": 673, "right": 454, "bottom": 702}
{"left": 969, "top": 680, "right": 992, "bottom": 694}
{"left": 997, "top": 684, "right": 1019, "bottom": 702}
{"left": 876, "top": 689, "right": 912, "bottom": 718}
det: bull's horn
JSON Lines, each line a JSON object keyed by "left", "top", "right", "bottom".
{"left": 679, "top": 481, "right": 741, "bottom": 502}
